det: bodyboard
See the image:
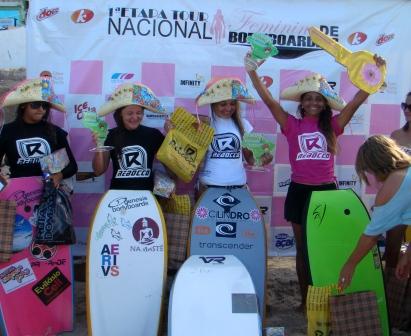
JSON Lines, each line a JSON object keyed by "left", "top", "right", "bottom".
{"left": 87, "top": 190, "right": 167, "bottom": 336}
{"left": 0, "top": 177, "right": 74, "bottom": 336}
{"left": 305, "top": 189, "right": 389, "bottom": 336}
{"left": 189, "top": 187, "right": 266, "bottom": 316}
{"left": 168, "top": 255, "right": 262, "bottom": 336}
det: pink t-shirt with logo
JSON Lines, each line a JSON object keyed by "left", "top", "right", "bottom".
{"left": 282, "top": 114, "right": 343, "bottom": 184}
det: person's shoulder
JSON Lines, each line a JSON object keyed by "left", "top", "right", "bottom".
{"left": 51, "top": 124, "right": 68, "bottom": 137}
{"left": 375, "top": 168, "right": 408, "bottom": 206}
{"left": 390, "top": 128, "right": 403, "bottom": 141}
{"left": 141, "top": 125, "right": 163, "bottom": 136}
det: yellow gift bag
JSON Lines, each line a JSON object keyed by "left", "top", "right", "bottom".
{"left": 306, "top": 285, "right": 332, "bottom": 336}
{"left": 156, "top": 107, "right": 214, "bottom": 183}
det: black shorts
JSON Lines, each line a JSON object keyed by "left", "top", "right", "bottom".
{"left": 284, "top": 181, "right": 337, "bottom": 225}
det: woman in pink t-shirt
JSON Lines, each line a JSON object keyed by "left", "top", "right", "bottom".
{"left": 245, "top": 52, "right": 385, "bottom": 310}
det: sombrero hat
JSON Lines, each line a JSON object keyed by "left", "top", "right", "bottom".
{"left": 98, "top": 82, "right": 166, "bottom": 116}
{"left": 280, "top": 73, "right": 346, "bottom": 111}
{"left": 0, "top": 76, "right": 65, "bottom": 123}
{"left": 196, "top": 77, "right": 255, "bottom": 107}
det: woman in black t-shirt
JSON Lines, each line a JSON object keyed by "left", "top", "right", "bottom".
{"left": 0, "top": 77, "right": 77, "bottom": 186}
{"left": 92, "top": 83, "right": 166, "bottom": 191}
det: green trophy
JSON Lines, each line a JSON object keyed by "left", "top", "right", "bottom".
{"left": 82, "top": 111, "right": 114, "bottom": 152}
{"left": 246, "top": 33, "right": 278, "bottom": 61}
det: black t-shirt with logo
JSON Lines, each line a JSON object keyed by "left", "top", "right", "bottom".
{"left": 0, "top": 120, "right": 78, "bottom": 178}
{"left": 105, "top": 125, "right": 164, "bottom": 191}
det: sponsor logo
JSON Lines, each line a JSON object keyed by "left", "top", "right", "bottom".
{"left": 8, "top": 189, "right": 43, "bottom": 213}
{"left": 107, "top": 196, "right": 149, "bottom": 213}
{"left": 100, "top": 244, "right": 119, "bottom": 276}
{"left": 36, "top": 7, "right": 59, "bottom": 21}
{"left": 213, "top": 193, "right": 240, "bottom": 212}
{"left": 198, "top": 242, "right": 254, "bottom": 250}
{"left": 132, "top": 217, "right": 159, "bottom": 245}
{"left": 108, "top": 8, "right": 212, "bottom": 41}
{"left": 275, "top": 233, "right": 295, "bottom": 250}
{"left": 111, "top": 73, "right": 135, "bottom": 83}
{"left": 259, "top": 206, "right": 268, "bottom": 215}
{"left": 260, "top": 76, "right": 273, "bottom": 88}
{"left": 338, "top": 180, "right": 357, "bottom": 187}
{"left": 0, "top": 265, "right": 31, "bottom": 284}
{"left": 116, "top": 146, "right": 151, "bottom": 178}
{"left": 168, "top": 136, "right": 197, "bottom": 165}
{"left": 194, "top": 225, "right": 211, "bottom": 235}
{"left": 216, "top": 222, "right": 236, "bottom": 238}
{"left": 376, "top": 33, "right": 394, "bottom": 46}
{"left": 31, "top": 242, "right": 57, "bottom": 261}
{"left": 297, "top": 132, "right": 330, "bottom": 161}
{"left": 71, "top": 9, "right": 94, "bottom": 23}
{"left": 243, "top": 230, "right": 256, "bottom": 238}
{"left": 16, "top": 138, "right": 51, "bottom": 164}
{"left": 210, "top": 133, "right": 241, "bottom": 159}
{"left": 278, "top": 178, "right": 291, "bottom": 188}
{"left": 312, "top": 204, "right": 326, "bottom": 225}
{"left": 32, "top": 267, "right": 70, "bottom": 305}
{"left": 195, "top": 206, "right": 209, "bottom": 219}
{"left": 0, "top": 259, "right": 36, "bottom": 294}
{"left": 199, "top": 256, "right": 225, "bottom": 264}
{"left": 180, "top": 79, "right": 201, "bottom": 86}
{"left": 347, "top": 32, "right": 367, "bottom": 45}
{"left": 75, "top": 101, "right": 96, "bottom": 120}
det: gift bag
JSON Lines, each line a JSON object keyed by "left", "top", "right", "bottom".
{"left": 159, "top": 194, "right": 191, "bottom": 271}
{"left": 34, "top": 180, "right": 76, "bottom": 245}
{"left": 330, "top": 291, "right": 383, "bottom": 336}
{"left": 306, "top": 285, "right": 332, "bottom": 336}
{"left": 0, "top": 200, "right": 16, "bottom": 262}
{"left": 156, "top": 107, "right": 214, "bottom": 183}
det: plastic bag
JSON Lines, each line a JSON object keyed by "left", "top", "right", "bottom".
{"left": 34, "top": 180, "right": 76, "bottom": 245}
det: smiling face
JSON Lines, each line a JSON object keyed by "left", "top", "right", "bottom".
{"left": 120, "top": 105, "right": 144, "bottom": 130}
{"left": 300, "top": 92, "right": 328, "bottom": 117}
{"left": 21, "top": 101, "right": 50, "bottom": 124}
{"left": 212, "top": 99, "right": 237, "bottom": 119}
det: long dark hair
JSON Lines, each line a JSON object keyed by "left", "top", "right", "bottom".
{"left": 402, "top": 91, "right": 411, "bottom": 132}
{"left": 211, "top": 101, "right": 245, "bottom": 138}
{"left": 16, "top": 102, "right": 57, "bottom": 146}
{"left": 298, "top": 93, "right": 337, "bottom": 154}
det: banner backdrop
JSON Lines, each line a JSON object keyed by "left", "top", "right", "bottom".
{"left": 26, "top": 0, "right": 411, "bottom": 256}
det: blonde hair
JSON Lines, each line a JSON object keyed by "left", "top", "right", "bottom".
{"left": 211, "top": 100, "right": 245, "bottom": 137}
{"left": 356, "top": 135, "right": 411, "bottom": 185}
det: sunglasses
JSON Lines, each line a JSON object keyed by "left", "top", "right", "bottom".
{"left": 29, "top": 101, "right": 51, "bottom": 110}
{"left": 401, "top": 102, "right": 411, "bottom": 111}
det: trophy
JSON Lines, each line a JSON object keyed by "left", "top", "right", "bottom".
{"left": 247, "top": 33, "right": 278, "bottom": 61}
{"left": 82, "top": 111, "right": 114, "bottom": 152}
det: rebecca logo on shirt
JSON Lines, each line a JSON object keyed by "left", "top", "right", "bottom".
{"left": 296, "top": 132, "right": 331, "bottom": 161}
{"left": 116, "top": 145, "right": 151, "bottom": 178}
{"left": 16, "top": 138, "right": 51, "bottom": 164}
{"left": 210, "top": 133, "right": 241, "bottom": 159}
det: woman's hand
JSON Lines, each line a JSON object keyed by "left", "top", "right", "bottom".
{"left": 244, "top": 52, "right": 265, "bottom": 72}
{"left": 50, "top": 172, "right": 63, "bottom": 188}
{"left": 164, "top": 118, "right": 174, "bottom": 133}
{"left": 338, "top": 261, "right": 356, "bottom": 292}
{"left": 396, "top": 245, "right": 411, "bottom": 280}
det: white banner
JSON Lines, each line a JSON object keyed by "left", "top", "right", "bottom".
{"left": 27, "top": 0, "right": 411, "bottom": 256}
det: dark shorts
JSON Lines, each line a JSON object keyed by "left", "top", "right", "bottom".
{"left": 284, "top": 181, "right": 337, "bottom": 225}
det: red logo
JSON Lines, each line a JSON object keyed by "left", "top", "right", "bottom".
{"left": 347, "top": 32, "right": 367, "bottom": 45}
{"left": 260, "top": 76, "right": 273, "bottom": 88}
{"left": 376, "top": 33, "right": 394, "bottom": 46}
{"left": 194, "top": 226, "right": 211, "bottom": 235}
{"left": 36, "top": 7, "right": 59, "bottom": 21}
{"left": 71, "top": 9, "right": 94, "bottom": 23}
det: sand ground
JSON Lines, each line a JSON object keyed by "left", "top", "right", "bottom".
{"left": 61, "top": 257, "right": 410, "bottom": 336}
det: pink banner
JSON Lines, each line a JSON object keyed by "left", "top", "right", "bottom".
{"left": 0, "top": 177, "right": 73, "bottom": 336}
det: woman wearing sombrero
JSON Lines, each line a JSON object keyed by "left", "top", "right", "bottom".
{"left": 0, "top": 76, "right": 78, "bottom": 186}
{"left": 194, "top": 77, "right": 257, "bottom": 199}
{"left": 92, "top": 83, "right": 166, "bottom": 191}
{"left": 245, "top": 52, "right": 386, "bottom": 310}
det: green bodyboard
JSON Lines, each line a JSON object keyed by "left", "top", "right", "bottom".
{"left": 305, "top": 189, "right": 390, "bottom": 336}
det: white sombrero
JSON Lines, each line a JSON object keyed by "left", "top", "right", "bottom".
{"left": 98, "top": 82, "right": 166, "bottom": 116}
{"left": 196, "top": 77, "right": 255, "bottom": 107}
{"left": 0, "top": 76, "right": 65, "bottom": 123}
{"left": 280, "top": 73, "right": 346, "bottom": 111}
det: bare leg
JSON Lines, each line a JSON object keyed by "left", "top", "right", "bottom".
{"left": 292, "top": 222, "right": 308, "bottom": 308}
{"left": 384, "top": 225, "right": 406, "bottom": 268}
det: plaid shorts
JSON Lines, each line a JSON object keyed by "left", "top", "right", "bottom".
{"left": 0, "top": 200, "right": 17, "bottom": 262}
{"left": 164, "top": 212, "right": 190, "bottom": 271}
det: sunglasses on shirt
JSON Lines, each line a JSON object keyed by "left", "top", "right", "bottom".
{"left": 29, "top": 101, "right": 51, "bottom": 110}
{"left": 401, "top": 102, "right": 411, "bottom": 111}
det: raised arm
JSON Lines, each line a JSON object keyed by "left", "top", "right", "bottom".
{"left": 245, "top": 54, "right": 288, "bottom": 129}
{"left": 336, "top": 54, "right": 386, "bottom": 129}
